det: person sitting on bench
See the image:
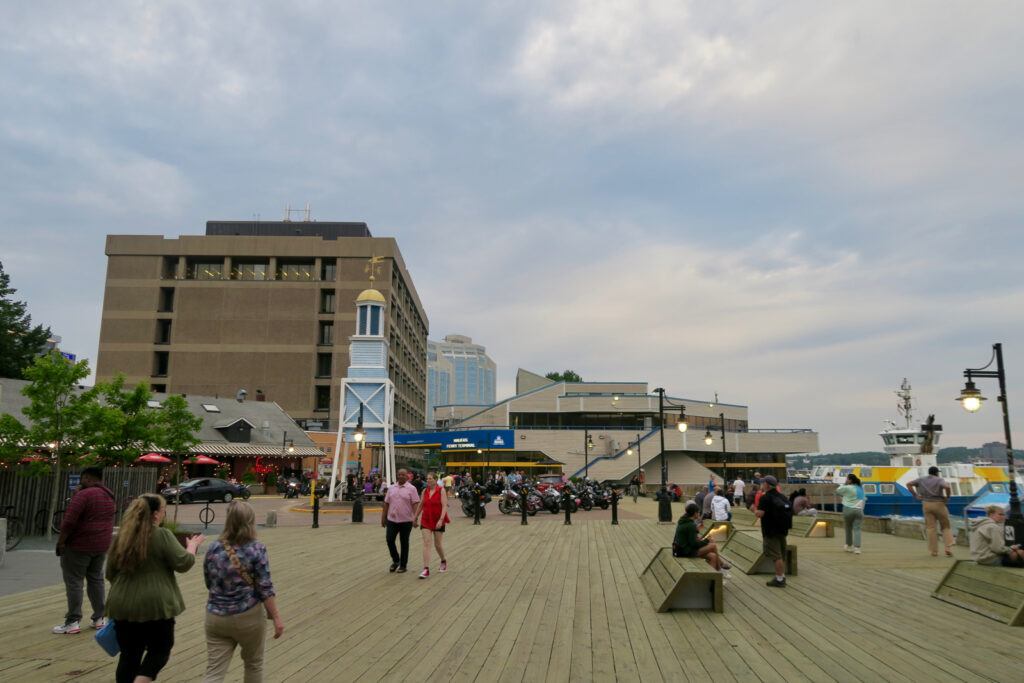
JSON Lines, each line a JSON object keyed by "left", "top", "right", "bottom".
{"left": 673, "top": 503, "right": 727, "bottom": 573}
{"left": 970, "top": 505, "right": 1024, "bottom": 567}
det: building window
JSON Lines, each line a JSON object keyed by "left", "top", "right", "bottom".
{"left": 318, "top": 321, "right": 334, "bottom": 345}
{"left": 316, "top": 353, "right": 332, "bottom": 377}
{"left": 153, "top": 351, "right": 169, "bottom": 377}
{"left": 231, "top": 259, "right": 269, "bottom": 280}
{"left": 321, "top": 259, "right": 337, "bottom": 281}
{"left": 186, "top": 259, "right": 224, "bottom": 280}
{"left": 155, "top": 319, "right": 172, "bottom": 344}
{"left": 369, "top": 305, "right": 381, "bottom": 335}
{"left": 158, "top": 287, "right": 175, "bottom": 312}
{"left": 358, "top": 306, "right": 368, "bottom": 335}
{"left": 315, "top": 385, "right": 331, "bottom": 411}
{"left": 161, "top": 256, "right": 178, "bottom": 279}
{"left": 277, "top": 260, "right": 314, "bottom": 280}
{"left": 151, "top": 383, "right": 166, "bottom": 393}
{"left": 320, "top": 290, "right": 336, "bottom": 314}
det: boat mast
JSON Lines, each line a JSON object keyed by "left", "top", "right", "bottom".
{"left": 896, "top": 378, "right": 914, "bottom": 429}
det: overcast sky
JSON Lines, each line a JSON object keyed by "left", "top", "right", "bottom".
{"left": 1, "top": 2, "right": 1021, "bottom": 452}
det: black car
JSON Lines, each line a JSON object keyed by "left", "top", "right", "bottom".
{"left": 162, "top": 478, "right": 250, "bottom": 504}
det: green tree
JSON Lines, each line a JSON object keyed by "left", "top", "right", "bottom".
{"left": 545, "top": 370, "right": 583, "bottom": 383}
{"left": 83, "top": 375, "right": 160, "bottom": 466}
{"left": 155, "top": 394, "right": 202, "bottom": 522}
{"left": 18, "top": 352, "right": 96, "bottom": 539}
{"left": 0, "top": 260, "right": 52, "bottom": 379}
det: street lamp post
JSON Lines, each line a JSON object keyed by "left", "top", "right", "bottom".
{"left": 719, "top": 413, "right": 727, "bottom": 480}
{"left": 583, "top": 428, "right": 594, "bottom": 479}
{"left": 957, "top": 343, "right": 1022, "bottom": 541}
{"left": 653, "top": 388, "right": 689, "bottom": 523}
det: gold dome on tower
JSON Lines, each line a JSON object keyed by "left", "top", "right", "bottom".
{"left": 356, "top": 288, "right": 386, "bottom": 303}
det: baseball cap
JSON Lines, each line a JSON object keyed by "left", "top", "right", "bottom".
{"left": 763, "top": 475, "right": 778, "bottom": 487}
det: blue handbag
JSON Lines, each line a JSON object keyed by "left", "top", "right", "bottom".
{"left": 95, "top": 619, "right": 119, "bottom": 656}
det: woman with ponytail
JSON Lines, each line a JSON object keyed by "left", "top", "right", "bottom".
{"left": 105, "top": 493, "right": 205, "bottom": 683}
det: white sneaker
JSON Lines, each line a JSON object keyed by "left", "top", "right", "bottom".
{"left": 52, "top": 622, "right": 81, "bottom": 635}
{"left": 91, "top": 618, "right": 107, "bottom": 630}
{"left": 844, "top": 545, "right": 853, "bottom": 553}
{"left": 721, "top": 570, "right": 732, "bottom": 580}
{"left": 853, "top": 547, "right": 861, "bottom": 555}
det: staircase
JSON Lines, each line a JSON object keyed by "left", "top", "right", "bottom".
{"left": 571, "top": 428, "right": 723, "bottom": 485}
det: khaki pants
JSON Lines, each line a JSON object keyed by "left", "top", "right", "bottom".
{"left": 923, "top": 500, "right": 954, "bottom": 555}
{"left": 203, "top": 606, "right": 267, "bottom": 683}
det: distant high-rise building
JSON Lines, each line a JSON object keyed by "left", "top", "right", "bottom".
{"left": 426, "top": 335, "right": 496, "bottom": 426}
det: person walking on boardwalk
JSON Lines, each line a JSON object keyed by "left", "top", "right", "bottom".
{"left": 907, "top": 466, "right": 955, "bottom": 557}
{"left": 970, "top": 505, "right": 1024, "bottom": 567}
{"left": 105, "top": 494, "right": 205, "bottom": 683}
{"left": 412, "top": 472, "right": 450, "bottom": 579}
{"left": 202, "top": 501, "right": 284, "bottom": 682}
{"left": 52, "top": 467, "right": 116, "bottom": 635}
{"left": 756, "top": 475, "right": 793, "bottom": 587}
{"left": 673, "top": 503, "right": 727, "bottom": 574}
{"left": 382, "top": 468, "right": 420, "bottom": 573}
{"left": 732, "top": 477, "right": 745, "bottom": 507}
{"left": 836, "top": 474, "right": 865, "bottom": 554}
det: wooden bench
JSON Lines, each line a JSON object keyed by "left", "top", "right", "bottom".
{"left": 789, "top": 515, "right": 833, "bottom": 538}
{"left": 933, "top": 560, "right": 1024, "bottom": 625}
{"left": 721, "top": 530, "right": 798, "bottom": 576}
{"left": 640, "top": 548, "right": 723, "bottom": 613}
{"left": 730, "top": 507, "right": 757, "bottom": 526}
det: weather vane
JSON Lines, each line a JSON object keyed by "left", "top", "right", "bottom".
{"left": 365, "top": 255, "right": 384, "bottom": 285}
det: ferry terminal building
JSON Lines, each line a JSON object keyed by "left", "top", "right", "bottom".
{"left": 395, "top": 369, "right": 819, "bottom": 485}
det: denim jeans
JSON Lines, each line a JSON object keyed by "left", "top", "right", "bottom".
{"left": 843, "top": 508, "right": 864, "bottom": 548}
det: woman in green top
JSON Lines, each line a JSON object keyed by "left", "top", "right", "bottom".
{"left": 836, "top": 474, "right": 866, "bottom": 554}
{"left": 106, "top": 493, "right": 205, "bottom": 683}
{"left": 673, "top": 502, "right": 725, "bottom": 571}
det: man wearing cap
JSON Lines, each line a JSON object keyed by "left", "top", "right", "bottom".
{"left": 755, "top": 475, "right": 793, "bottom": 588}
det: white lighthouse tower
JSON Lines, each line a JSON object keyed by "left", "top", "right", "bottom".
{"left": 328, "top": 257, "right": 395, "bottom": 501}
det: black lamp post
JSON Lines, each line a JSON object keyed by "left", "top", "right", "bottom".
{"left": 653, "top": 388, "right": 688, "bottom": 522}
{"left": 583, "top": 428, "right": 594, "bottom": 479}
{"left": 957, "top": 343, "right": 1022, "bottom": 542}
{"left": 719, "top": 412, "right": 727, "bottom": 480}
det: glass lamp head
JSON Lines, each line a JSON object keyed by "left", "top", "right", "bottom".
{"left": 704, "top": 430, "right": 713, "bottom": 446}
{"left": 957, "top": 380, "right": 986, "bottom": 413}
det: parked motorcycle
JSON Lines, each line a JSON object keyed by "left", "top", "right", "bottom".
{"left": 458, "top": 485, "right": 491, "bottom": 518}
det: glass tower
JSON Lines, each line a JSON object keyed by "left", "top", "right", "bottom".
{"left": 426, "top": 335, "right": 497, "bottom": 426}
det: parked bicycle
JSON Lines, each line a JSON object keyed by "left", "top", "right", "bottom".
{"left": 3, "top": 505, "right": 24, "bottom": 551}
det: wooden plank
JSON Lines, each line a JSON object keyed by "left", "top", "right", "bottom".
{"left": 935, "top": 585, "right": 1018, "bottom": 622}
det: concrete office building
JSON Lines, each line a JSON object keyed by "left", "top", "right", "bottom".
{"left": 96, "top": 221, "right": 429, "bottom": 432}
{"left": 426, "top": 335, "right": 496, "bottom": 427}
{"left": 397, "top": 369, "right": 819, "bottom": 485}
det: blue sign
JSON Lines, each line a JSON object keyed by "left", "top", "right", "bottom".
{"left": 61, "top": 352, "right": 76, "bottom": 362}
{"left": 395, "top": 429, "right": 515, "bottom": 452}
{"left": 68, "top": 474, "right": 80, "bottom": 491}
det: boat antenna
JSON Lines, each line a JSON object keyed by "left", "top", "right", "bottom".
{"left": 896, "top": 378, "right": 913, "bottom": 429}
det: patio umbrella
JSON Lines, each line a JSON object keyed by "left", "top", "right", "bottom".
{"left": 137, "top": 452, "right": 172, "bottom": 464}
{"left": 19, "top": 455, "right": 45, "bottom": 464}
{"left": 190, "top": 455, "right": 220, "bottom": 465}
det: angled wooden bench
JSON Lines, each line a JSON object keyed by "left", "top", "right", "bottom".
{"left": 789, "top": 515, "right": 833, "bottom": 538}
{"left": 721, "top": 530, "right": 798, "bottom": 576}
{"left": 933, "top": 560, "right": 1024, "bottom": 625}
{"left": 730, "top": 507, "right": 757, "bottom": 526}
{"left": 640, "top": 548, "right": 723, "bottom": 613}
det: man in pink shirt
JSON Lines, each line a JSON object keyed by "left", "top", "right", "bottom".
{"left": 382, "top": 469, "right": 420, "bottom": 573}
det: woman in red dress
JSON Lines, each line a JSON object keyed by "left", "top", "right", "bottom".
{"left": 413, "top": 472, "right": 450, "bottom": 579}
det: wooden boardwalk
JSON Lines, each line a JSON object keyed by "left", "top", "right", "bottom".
{"left": 1, "top": 501, "right": 1022, "bottom": 682}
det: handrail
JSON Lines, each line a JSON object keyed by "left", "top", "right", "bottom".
{"left": 569, "top": 427, "right": 663, "bottom": 478}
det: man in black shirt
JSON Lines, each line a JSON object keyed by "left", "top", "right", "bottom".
{"left": 756, "top": 475, "right": 793, "bottom": 587}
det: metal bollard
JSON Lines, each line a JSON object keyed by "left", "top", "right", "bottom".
{"left": 563, "top": 491, "right": 572, "bottom": 525}
{"left": 473, "top": 488, "right": 482, "bottom": 525}
{"left": 657, "top": 487, "right": 672, "bottom": 523}
{"left": 265, "top": 510, "right": 277, "bottom": 528}
{"left": 312, "top": 494, "right": 320, "bottom": 529}
{"left": 520, "top": 492, "right": 528, "bottom": 525}
{"left": 611, "top": 488, "right": 619, "bottom": 525}
{"left": 352, "top": 493, "right": 364, "bottom": 523}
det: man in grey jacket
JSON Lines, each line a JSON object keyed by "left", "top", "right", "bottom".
{"left": 970, "top": 505, "right": 1024, "bottom": 567}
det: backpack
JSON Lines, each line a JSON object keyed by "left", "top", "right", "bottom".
{"left": 764, "top": 491, "right": 793, "bottom": 533}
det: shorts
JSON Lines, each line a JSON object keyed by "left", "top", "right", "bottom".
{"left": 762, "top": 535, "right": 787, "bottom": 561}
{"left": 425, "top": 525, "right": 446, "bottom": 534}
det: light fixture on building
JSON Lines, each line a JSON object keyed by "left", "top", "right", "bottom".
{"left": 677, "top": 406, "right": 688, "bottom": 432}
{"left": 587, "top": 435, "right": 595, "bottom": 450}
{"left": 704, "top": 430, "right": 713, "bottom": 446}
{"left": 353, "top": 403, "right": 365, "bottom": 443}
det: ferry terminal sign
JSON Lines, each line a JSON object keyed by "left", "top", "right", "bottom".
{"left": 394, "top": 429, "right": 514, "bottom": 452}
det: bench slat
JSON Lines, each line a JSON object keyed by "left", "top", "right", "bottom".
{"left": 640, "top": 548, "right": 723, "bottom": 613}
{"left": 935, "top": 585, "right": 1018, "bottom": 622}
{"left": 953, "top": 561, "right": 1024, "bottom": 591}
{"left": 933, "top": 560, "right": 1024, "bottom": 626}
{"left": 943, "top": 573, "right": 1022, "bottom": 610}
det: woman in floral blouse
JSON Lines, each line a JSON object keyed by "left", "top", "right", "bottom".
{"left": 202, "top": 501, "right": 284, "bottom": 682}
